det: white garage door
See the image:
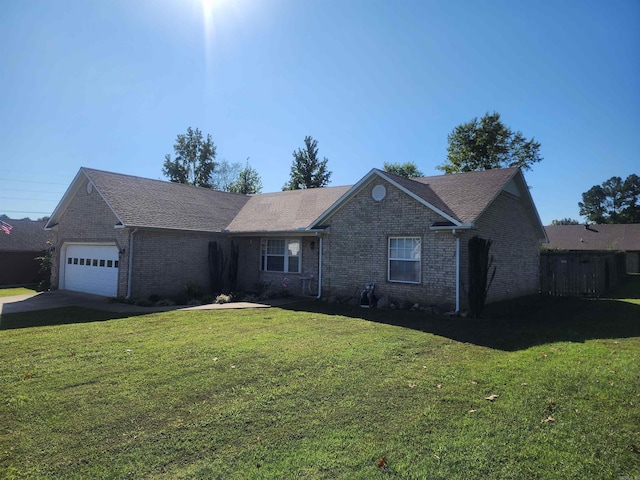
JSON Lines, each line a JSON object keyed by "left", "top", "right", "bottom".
{"left": 64, "top": 244, "right": 119, "bottom": 297}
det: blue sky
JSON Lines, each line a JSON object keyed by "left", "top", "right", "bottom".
{"left": 1, "top": 0, "right": 638, "bottom": 225}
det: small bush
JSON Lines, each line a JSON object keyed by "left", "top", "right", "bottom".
{"left": 148, "top": 294, "right": 161, "bottom": 303}
{"left": 215, "top": 294, "right": 232, "bottom": 304}
{"left": 187, "top": 299, "right": 202, "bottom": 307}
{"left": 154, "top": 299, "right": 175, "bottom": 307}
{"left": 184, "top": 282, "right": 203, "bottom": 300}
{"left": 201, "top": 294, "right": 215, "bottom": 305}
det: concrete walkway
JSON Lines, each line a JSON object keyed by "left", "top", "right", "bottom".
{"left": 0, "top": 290, "right": 310, "bottom": 315}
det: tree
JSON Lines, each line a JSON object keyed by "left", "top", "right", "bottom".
{"left": 550, "top": 218, "right": 581, "bottom": 225}
{"left": 162, "top": 127, "right": 217, "bottom": 188}
{"left": 383, "top": 162, "right": 424, "bottom": 178}
{"left": 438, "top": 112, "right": 542, "bottom": 174}
{"left": 283, "top": 136, "right": 332, "bottom": 190}
{"left": 578, "top": 174, "right": 640, "bottom": 224}
{"left": 229, "top": 160, "right": 263, "bottom": 194}
{"left": 211, "top": 160, "right": 242, "bottom": 192}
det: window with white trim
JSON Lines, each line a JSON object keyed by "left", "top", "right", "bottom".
{"left": 261, "top": 238, "right": 301, "bottom": 273}
{"left": 388, "top": 237, "right": 421, "bottom": 283}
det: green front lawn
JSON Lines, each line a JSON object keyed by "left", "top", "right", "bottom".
{"left": 0, "top": 287, "right": 36, "bottom": 298}
{"left": 1, "top": 278, "right": 639, "bottom": 479}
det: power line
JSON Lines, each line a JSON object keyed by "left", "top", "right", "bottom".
{"left": 0, "top": 178, "right": 68, "bottom": 185}
{"left": 0, "top": 196, "right": 58, "bottom": 201}
{"left": 0, "top": 188, "right": 63, "bottom": 194}
{"left": 1, "top": 210, "right": 53, "bottom": 214}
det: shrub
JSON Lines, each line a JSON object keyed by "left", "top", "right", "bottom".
{"left": 184, "top": 282, "right": 203, "bottom": 300}
{"left": 215, "top": 294, "right": 232, "bottom": 304}
{"left": 154, "top": 298, "right": 175, "bottom": 307}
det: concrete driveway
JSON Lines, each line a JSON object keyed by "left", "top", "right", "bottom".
{"left": 0, "top": 290, "right": 302, "bottom": 315}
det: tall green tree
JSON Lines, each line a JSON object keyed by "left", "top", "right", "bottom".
{"left": 283, "top": 136, "right": 332, "bottom": 190}
{"left": 578, "top": 174, "right": 640, "bottom": 224}
{"left": 162, "top": 127, "right": 217, "bottom": 188}
{"left": 211, "top": 160, "right": 242, "bottom": 192}
{"left": 229, "top": 160, "right": 263, "bottom": 194}
{"left": 438, "top": 112, "right": 542, "bottom": 174}
{"left": 383, "top": 162, "right": 424, "bottom": 178}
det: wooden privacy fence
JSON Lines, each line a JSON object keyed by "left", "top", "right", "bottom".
{"left": 540, "top": 252, "right": 626, "bottom": 297}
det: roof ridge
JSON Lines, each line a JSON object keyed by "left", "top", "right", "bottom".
{"left": 80, "top": 167, "right": 249, "bottom": 197}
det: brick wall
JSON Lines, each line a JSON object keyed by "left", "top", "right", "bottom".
{"left": 51, "top": 177, "right": 130, "bottom": 296}
{"left": 463, "top": 191, "right": 541, "bottom": 305}
{"left": 321, "top": 178, "right": 458, "bottom": 309}
{"left": 130, "top": 230, "right": 228, "bottom": 298}
{"left": 234, "top": 236, "right": 320, "bottom": 296}
{"left": 319, "top": 178, "right": 541, "bottom": 310}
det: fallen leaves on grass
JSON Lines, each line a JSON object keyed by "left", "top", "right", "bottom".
{"left": 485, "top": 394, "right": 499, "bottom": 402}
{"left": 376, "top": 456, "right": 388, "bottom": 470}
{"left": 23, "top": 373, "right": 32, "bottom": 380}
{"left": 408, "top": 383, "right": 417, "bottom": 389}
{"left": 541, "top": 416, "right": 555, "bottom": 423}
{"left": 630, "top": 444, "right": 640, "bottom": 455}
{"left": 468, "top": 409, "right": 477, "bottom": 413}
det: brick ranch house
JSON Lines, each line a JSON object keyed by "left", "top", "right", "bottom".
{"left": 45, "top": 166, "right": 547, "bottom": 311}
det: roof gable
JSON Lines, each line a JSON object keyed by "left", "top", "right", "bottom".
{"left": 46, "top": 168, "right": 250, "bottom": 232}
{"left": 310, "top": 167, "right": 545, "bottom": 241}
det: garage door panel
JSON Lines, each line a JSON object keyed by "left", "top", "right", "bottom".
{"left": 64, "top": 245, "right": 119, "bottom": 297}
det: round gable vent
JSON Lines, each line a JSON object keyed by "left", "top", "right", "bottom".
{"left": 372, "top": 184, "right": 386, "bottom": 202}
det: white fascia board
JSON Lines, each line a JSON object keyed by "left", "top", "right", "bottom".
{"left": 224, "top": 229, "right": 327, "bottom": 237}
{"left": 308, "top": 169, "right": 379, "bottom": 228}
{"left": 511, "top": 170, "right": 548, "bottom": 243}
{"left": 378, "top": 171, "right": 462, "bottom": 225}
{"left": 44, "top": 168, "right": 127, "bottom": 230}
{"left": 429, "top": 223, "right": 474, "bottom": 231}
{"left": 44, "top": 169, "right": 87, "bottom": 230}
{"left": 309, "top": 169, "right": 463, "bottom": 228}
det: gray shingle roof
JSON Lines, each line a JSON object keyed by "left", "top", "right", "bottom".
{"left": 82, "top": 168, "right": 250, "bottom": 232}
{"left": 226, "top": 186, "right": 352, "bottom": 233}
{"left": 47, "top": 166, "right": 543, "bottom": 238}
{"left": 0, "top": 219, "right": 52, "bottom": 252}
{"left": 544, "top": 224, "right": 640, "bottom": 252}
{"left": 408, "top": 167, "right": 520, "bottom": 224}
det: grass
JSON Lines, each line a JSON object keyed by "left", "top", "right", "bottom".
{"left": 0, "top": 287, "right": 36, "bottom": 298}
{"left": 1, "top": 278, "right": 639, "bottom": 479}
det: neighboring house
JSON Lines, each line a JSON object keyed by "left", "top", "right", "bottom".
{"left": 0, "top": 219, "right": 52, "bottom": 286}
{"left": 544, "top": 224, "right": 640, "bottom": 273}
{"left": 45, "top": 167, "right": 546, "bottom": 310}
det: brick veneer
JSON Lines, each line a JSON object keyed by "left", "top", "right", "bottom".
{"left": 50, "top": 178, "right": 129, "bottom": 296}
{"left": 321, "top": 178, "right": 459, "bottom": 308}
{"left": 50, "top": 174, "right": 541, "bottom": 307}
{"left": 320, "top": 178, "right": 541, "bottom": 310}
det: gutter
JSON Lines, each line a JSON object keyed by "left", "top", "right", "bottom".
{"left": 317, "top": 236, "right": 323, "bottom": 299}
{"left": 126, "top": 229, "right": 138, "bottom": 299}
{"left": 454, "top": 230, "right": 460, "bottom": 313}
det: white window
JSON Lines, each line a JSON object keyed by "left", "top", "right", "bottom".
{"left": 388, "top": 237, "right": 421, "bottom": 283}
{"left": 261, "top": 238, "right": 301, "bottom": 273}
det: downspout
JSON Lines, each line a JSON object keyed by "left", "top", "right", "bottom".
{"left": 317, "top": 235, "right": 323, "bottom": 299}
{"left": 126, "top": 229, "right": 138, "bottom": 299}
{"left": 454, "top": 229, "right": 460, "bottom": 313}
